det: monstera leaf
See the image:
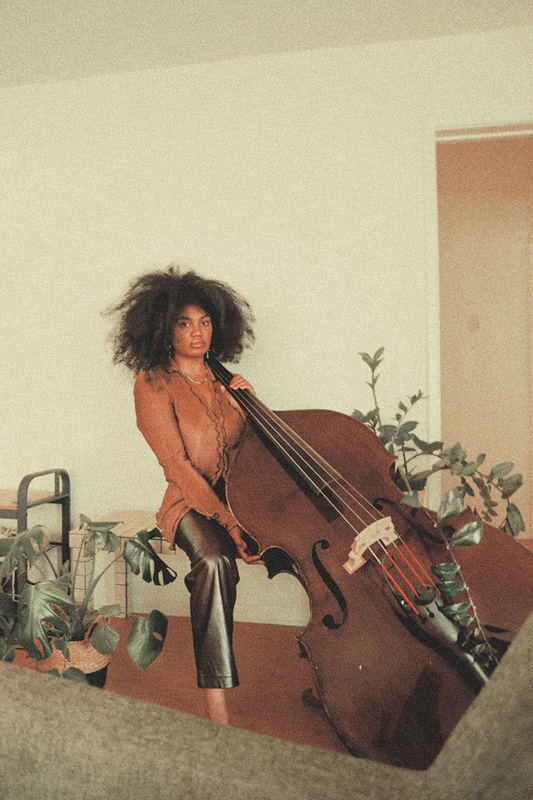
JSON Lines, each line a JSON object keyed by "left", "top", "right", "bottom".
{"left": 0, "top": 590, "right": 17, "bottom": 662}
{"left": 79, "top": 514, "right": 122, "bottom": 557}
{"left": 0, "top": 591, "right": 17, "bottom": 636}
{"left": 17, "top": 576, "right": 76, "bottom": 661}
{"left": 123, "top": 529, "right": 177, "bottom": 586}
{"left": 90, "top": 622, "right": 120, "bottom": 655}
{"left": 0, "top": 526, "right": 48, "bottom": 579}
{"left": 126, "top": 609, "right": 168, "bottom": 670}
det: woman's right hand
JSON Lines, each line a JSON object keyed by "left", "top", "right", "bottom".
{"left": 228, "top": 525, "right": 264, "bottom": 565}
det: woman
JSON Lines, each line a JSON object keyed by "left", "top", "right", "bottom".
{"left": 108, "top": 266, "right": 263, "bottom": 724}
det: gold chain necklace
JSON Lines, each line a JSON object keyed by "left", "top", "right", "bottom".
{"left": 178, "top": 363, "right": 209, "bottom": 385}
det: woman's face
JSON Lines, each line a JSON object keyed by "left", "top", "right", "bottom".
{"left": 171, "top": 305, "right": 213, "bottom": 361}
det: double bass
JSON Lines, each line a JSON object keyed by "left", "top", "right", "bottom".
{"left": 210, "top": 357, "right": 533, "bottom": 769}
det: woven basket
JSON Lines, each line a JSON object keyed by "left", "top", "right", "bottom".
{"left": 36, "top": 639, "right": 111, "bottom": 676}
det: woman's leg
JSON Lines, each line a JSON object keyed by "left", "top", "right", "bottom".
{"left": 204, "top": 688, "right": 229, "bottom": 724}
{"left": 175, "top": 510, "right": 240, "bottom": 722}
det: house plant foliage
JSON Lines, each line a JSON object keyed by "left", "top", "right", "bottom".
{"left": 0, "top": 516, "right": 177, "bottom": 682}
{"left": 352, "top": 348, "right": 525, "bottom": 672}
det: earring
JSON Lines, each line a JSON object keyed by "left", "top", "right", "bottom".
{"left": 168, "top": 343, "right": 173, "bottom": 361}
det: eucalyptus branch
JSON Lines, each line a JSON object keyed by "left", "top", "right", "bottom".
{"left": 352, "top": 347, "right": 525, "bottom": 669}
{"left": 367, "top": 348, "right": 384, "bottom": 430}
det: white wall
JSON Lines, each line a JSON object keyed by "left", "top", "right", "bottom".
{"left": 2, "top": 25, "right": 532, "bottom": 621}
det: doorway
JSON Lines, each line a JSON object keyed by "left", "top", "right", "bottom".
{"left": 436, "top": 129, "right": 533, "bottom": 537}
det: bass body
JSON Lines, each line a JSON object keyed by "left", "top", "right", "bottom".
{"left": 211, "top": 359, "right": 533, "bottom": 768}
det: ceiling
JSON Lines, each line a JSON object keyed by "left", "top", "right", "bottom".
{"left": 2, "top": 0, "right": 533, "bottom": 88}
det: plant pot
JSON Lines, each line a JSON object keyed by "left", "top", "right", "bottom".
{"left": 35, "top": 640, "right": 112, "bottom": 687}
{"left": 85, "top": 664, "right": 109, "bottom": 687}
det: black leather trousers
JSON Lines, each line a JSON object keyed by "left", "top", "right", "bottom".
{"left": 175, "top": 510, "right": 240, "bottom": 689}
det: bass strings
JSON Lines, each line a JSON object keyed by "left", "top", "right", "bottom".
{"left": 210, "top": 361, "right": 435, "bottom": 609}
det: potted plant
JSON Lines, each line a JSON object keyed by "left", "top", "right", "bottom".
{"left": 0, "top": 515, "right": 177, "bottom": 685}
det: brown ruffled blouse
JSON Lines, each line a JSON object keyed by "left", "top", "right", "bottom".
{"left": 134, "top": 366, "right": 246, "bottom": 545}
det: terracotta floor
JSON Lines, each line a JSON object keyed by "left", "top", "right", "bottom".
{"left": 103, "top": 616, "right": 350, "bottom": 755}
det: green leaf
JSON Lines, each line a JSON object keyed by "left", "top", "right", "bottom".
{"left": 96, "top": 604, "right": 122, "bottom": 619}
{"left": 449, "top": 520, "right": 483, "bottom": 547}
{"left": 436, "top": 581, "right": 465, "bottom": 599}
{"left": 61, "top": 666, "right": 89, "bottom": 683}
{"left": 90, "top": 623, "right": 120, "bottom": 656}
{"left": 461, "top": 480, "right": 475, "bottom": 497}
{"left": 503, "top": 503, "right": 525, "bottom": 537}
{"left": 0, "top": 526, "right": 48, "bottom": 579}
{"left": 358, "top": 351, "right": 374, "bottom": 368}
{"left": 18, "top": 577, "right": 76, "bottom": 660}
{"left": 411, "top": 434, "right": 444, "bottom": 454}
{"left": 476, "top": 453, "right": 486, "bottom": 466}
{"left": 85, "top": 528, "right": 121, "bottom": 557}
{"left": 123, "top": 529, "right": 178, "bottom": 586}
{"left": 442, "top": 603, "right": 472, "bottom": 628}
{"left": 437, "top": 489, "right": 464, "bottom": 523}
{"left": 431, "top": 562, "right": 459, "bottom": 580}
{"left": 352, "top": 408, "right": 380, "bottom": 427}
{"left": 408, "top": 470, "right": 433, "bottom": 491}
{"left": 396, "top": 420, "right": 418, "bottom": 444}
{"left": 471, "top": 643, "right": 491, "bottom": 657}
{"left": 0, "top": 639, "right": 16, "bottom": 662}
{"left": 0, "top": 591, "right": 17, "bottom": 636}
{"left": 378, "top": 425, "right": 398, "bottom": 444}
{"left": 489, "top": 462, "right": 514, "bottom": 480}
{"left": 459, "top": 462, "right": 478, "bottom": 477}
{"left": 126, "top": 610, "right": 168, "bottom": 670}
{"left": 85, "top": 521, "right": 122, "bottom": 533}
{"left": 499, "top": 474, "right": 523, "bottom": 499}
{"left": 472, "top": 476, "right": 491, "bottom": 501}
{"left": 0, "top": 538, "right": 13, "bottom": 558}
{"left": 442, "top": 601, "right": 470, "bottom": 615}
{"left": 401, "top": 490, "right": 420, "bottom": 508}
{"left": 79, "top": 517, "right": 123, "bottom": 557}
{"left": 440, "top": 443, "right": 467, "bottom": 464}
{"left": 450, "top": 461, "right": 465, "bottom": 476}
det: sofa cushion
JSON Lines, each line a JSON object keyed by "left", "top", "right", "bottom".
{"left": 427, "top": 609, "right": 533, "bottom": 800}
{"left": 0, "top": 659, "right": 421, "bottom": 800}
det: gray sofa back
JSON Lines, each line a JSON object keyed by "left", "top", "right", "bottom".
{"left": 0, "top": 611, "right": 531, "bottom": 800}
